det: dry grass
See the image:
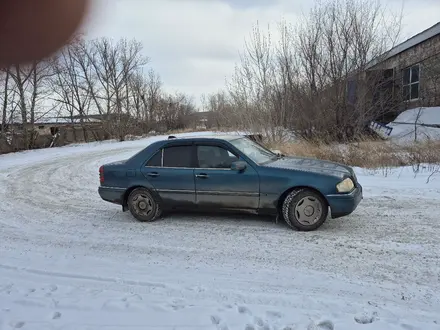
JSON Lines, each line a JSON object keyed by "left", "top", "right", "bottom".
{"left": 271, "top": 139, "right": 440, "bottom": 169}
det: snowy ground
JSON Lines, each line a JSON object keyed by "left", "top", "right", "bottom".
{"left": 1, "top": 133, "right": 440, "bottom": 330}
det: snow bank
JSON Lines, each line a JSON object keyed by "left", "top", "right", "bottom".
{"left": 393, "top": 106, "right": 440, "bottom": 125}
{"left": 388, "top": 106, "right": 440, "bottom": 142}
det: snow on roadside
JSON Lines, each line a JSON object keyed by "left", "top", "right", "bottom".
{"left": 0, "top": 131, "right": 440, "bottom": 330}
{"left": 392, "top": 107, "right": 440, "bottom": 126}
{"left": 388, "top": 107, "right": 440, "bottom": 142}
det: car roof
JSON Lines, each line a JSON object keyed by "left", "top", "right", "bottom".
{"left": 164, "top": 134, "right": 244, "bottom": 142}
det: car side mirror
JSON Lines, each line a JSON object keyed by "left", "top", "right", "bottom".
{"left": 231, "top": 161, "right": 247, "bottom": 172}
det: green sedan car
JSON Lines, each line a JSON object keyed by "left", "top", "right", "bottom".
{"left": 98, "top": 134, "right": 363, "bottom": 231}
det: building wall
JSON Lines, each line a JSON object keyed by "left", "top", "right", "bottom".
{"left": 370, "top": 33, "right": 440, "bottom": 112}
{"left": 33, "top": 124, "right": 61, "bottom": 135}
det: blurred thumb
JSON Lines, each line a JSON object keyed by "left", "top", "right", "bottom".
{"left": 0, "top": 0, "right": 89, "bottom": 66}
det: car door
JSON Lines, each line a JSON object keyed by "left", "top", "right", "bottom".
{"left": 194, "top": 142, "right": 260, "bottom": 210}
{"left": 141, "top": 143, "right": 196, "bottom": 207}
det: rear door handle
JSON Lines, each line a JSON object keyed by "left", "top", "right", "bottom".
{"left": 147, "top": 172, "right": 160, "bottom": 177}
{"left": 195, "top": 173, "right": 208, "bottom": 179}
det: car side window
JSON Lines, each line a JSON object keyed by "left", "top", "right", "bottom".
{"left": 163, "top": 145, "right": 193, "bottom": 168}
{"left": 197, "top": 145, "right": 239, "bottom": 169}
{"left": 146, "top": 150, "right": 162, "bottom": 167}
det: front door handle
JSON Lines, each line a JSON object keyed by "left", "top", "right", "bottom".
{"left": 195, "top": 173, "right": 209, "bottom": 179}
{"left": 147, "top": 172, "right": 160, "bottom": 177}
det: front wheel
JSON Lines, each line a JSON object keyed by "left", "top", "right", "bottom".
{"left": 127, "top": 188, "right": 162, "bottom": 222}
{"left": 282, "top": 188, "right": 328, "bottom": 231}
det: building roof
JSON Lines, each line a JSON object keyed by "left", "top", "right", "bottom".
{"left": 7, "top": 114, "right": 103, "bottom": 125}
{"left": 35, "top": 117, "right": 101, "bottom": 125}
{"left": 366, "top": 21, "right": 440, "bottom": 69}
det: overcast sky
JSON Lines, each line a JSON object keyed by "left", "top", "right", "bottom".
{"left": 83, "top": 0, "right": 440, "bottom": 107}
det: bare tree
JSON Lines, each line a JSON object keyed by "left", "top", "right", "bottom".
{"left": 144, "top": 69, "right": 162, "bottom": 128}
{"left": 81, "top": 38, "right": 149, "bottom": 141}
{"left": 129, "top": 68, "right": 163, "bottom": 133}
{"left": 290, "top": 0, "right": 402, "bottom": 140}
{"left": 222, "top": 0, "right": 403, "bottom": 143}
{"left": 0, "top": 68, "right": 20, "bottom": 145}
{"left": 157, "top": 92, "right": 196, "bottom": 131}
{"left": 51, "top": 36, "right": 196, "bottom": 142}
{"left": 50, "top": 37, "right": 94, "bottom": 142}
{"left": 0, "top": 68, "right": 11, "bottom": 133}
{"left": 227, "top": 22, "right": 293, "bottom": 142}
{"left": 201, "top": 91, "right": 234, "bottom": 129}
{"left": 1, "top": 35, "right": 198, "bottom": 152}
{"left": 6, "top": 59, "right": 55, "bottom": 148}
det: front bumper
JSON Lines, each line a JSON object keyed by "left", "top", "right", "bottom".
{"left": 326, "top": 184, "right": 363, "bottom": 219}
{"left": 98, "top": 186, "right": 126, "bottom": 205}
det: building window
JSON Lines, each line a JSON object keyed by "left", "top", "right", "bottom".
{"left": 402, "top": 64, "right": 420, "bottom": 101}
{"left": 346, "top": 79, "right": 357, "bottom": 105}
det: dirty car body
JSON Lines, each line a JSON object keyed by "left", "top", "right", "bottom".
{"left": 98, "top": 135, "right": 363, "bottom": 231}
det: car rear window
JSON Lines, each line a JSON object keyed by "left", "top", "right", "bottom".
{"left": 163, "top": 146, "right": 193, "bottom": 168}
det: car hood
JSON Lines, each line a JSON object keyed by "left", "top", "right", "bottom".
{"left": 263, "top": 156, "right": 354, "bottom": 178}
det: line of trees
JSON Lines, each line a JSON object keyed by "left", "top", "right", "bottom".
{"left": 2, "top": 0, "right": 439, "bottom": 153}
{"left": 0, "top": 35, "right": 196, "bottom": 152}
{"left": 202, "top": 0, "right": 405, "bottom": 143}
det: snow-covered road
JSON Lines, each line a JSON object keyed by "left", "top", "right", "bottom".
{"left": 1, "top": 134, "right": 440, "bottom": 330}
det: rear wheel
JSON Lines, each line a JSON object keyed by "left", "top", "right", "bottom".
{"left": 282, "top": 188, "right": 328, "bottom": 231}
{"left": 127, "top": 188, "right": 162, "bottom": 222}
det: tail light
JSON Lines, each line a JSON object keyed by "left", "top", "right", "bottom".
{"left": 99, "top": 166, "right": 104, "bottom": 184}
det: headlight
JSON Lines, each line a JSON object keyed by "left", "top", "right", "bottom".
{"left": 336, "top": 178, "right": 354, "bottom": 193}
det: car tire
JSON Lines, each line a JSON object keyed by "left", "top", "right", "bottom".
{"left": 127, "top": 187, "right": 162, "bottom": 222}
{"left": 282, "top": 188, "right": 328, "bottom": 231}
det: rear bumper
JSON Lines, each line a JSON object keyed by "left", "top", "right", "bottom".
{"left": 98, "top": 186, "right": 126, "bottom": 205}
{"left": 326, "top": 184, "right": 363, "bottom": 219}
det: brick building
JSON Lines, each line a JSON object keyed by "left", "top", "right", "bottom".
{"left": 364, "top": 22, "right": 440, "bottom": 123}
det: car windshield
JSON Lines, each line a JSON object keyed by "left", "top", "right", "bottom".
{"left": 230, "top": 137, "right": 277, "bottom": 164}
